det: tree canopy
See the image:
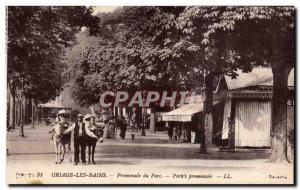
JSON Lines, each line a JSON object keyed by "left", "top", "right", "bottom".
{"left": 7, "top": 6, "right": 100, "bottom": 103}
{"left": 66, "top": 6, "right": 295, "bottom": 161}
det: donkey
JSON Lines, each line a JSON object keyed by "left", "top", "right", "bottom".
{"left": 50, "top": 122, "right": 72, "bottom": 164}
{"left": 86, "top": 127, "right": 104, "bottom": 164}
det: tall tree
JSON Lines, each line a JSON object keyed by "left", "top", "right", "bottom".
{"left": 123, "top": 6, "right": 295, "bottom": 159}
{"left": 218, "top": 7, "right": 295, "bottom": 162}
{"left": 176, "top": 6, "right": 295, "bottom": 160}
{"left": 123, "top": 7, "right": 245, "bottom": 152}
{"left": 66, "top": 7, "right": 295, "bottom": 162}
{"left": 7, "top": 6, "right": 100, "bottom": 126}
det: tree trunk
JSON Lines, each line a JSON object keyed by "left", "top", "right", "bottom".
{"left": 7, "top": 81, "right": 12, "bottom": 129}
{"left": 12, "top": 92, "right": 15, "bottom": 129}
{"left": 135, "top": 106, "right": 145, "bottom": 136}
{"left": 141, "top": 107, "right": 146, "bottom": 136}
{"left": 10, "top": 79, "right": 16, "bottom": 129}
{"left": 31, "top": 99, "right": 35, "bottom": 128}
{"left": 200, "top": 73, "right": 214, "bottom": 153}
{"left": 27, "top": 98, "right": 31, "bottom": 124}
{"left": 269, "top": 64, "right": 292, "bottom": 162}
{"left": 18, "top": 100, "right": 22, "bottom": 125}
{"left": 150, "top": 108, "right": 156, "bottom": 133}
{"left": 25, "top": 98, "right": 28, "bottom": 123}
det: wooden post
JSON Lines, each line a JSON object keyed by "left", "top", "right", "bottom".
{"left": 31, "top": 103, "right": 34, "bottom": 128}
{"left": 228, "top": 118, "right": 235, "bottom": 150}
{"left": 19, "top": 100, "right": 22, "bottom": 125}
{"left": 141, "top": 107, "right": 146, "bottom": 136}
{"left": 12, "top": 88, "right": 16, "bottom": 129}
{"left": 41, "top": 107, "right": 44, "bottom": 124}
{"left": 37, "top": 106, "right": 40, "bottom": 125}
{"left": 228, "top": 99, "right": 236, "bottom": 151}
{"left": 19, "top": 121, "right": 24, "bottom": 137}
{"left": 150, "top": 108, "right": 156, "bottom": 133}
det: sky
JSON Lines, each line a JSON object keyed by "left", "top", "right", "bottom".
{"left": 92, "top": 6, "right": 119, "bottom": 15}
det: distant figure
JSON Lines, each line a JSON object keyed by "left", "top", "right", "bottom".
{"left": 146, "top": 117, "right": 150, "bottom": 129}
{"left": 168, "top": 125, "right": 173, "bottom": 140}
{"left": 46, "top": 116, "right": 52, "bottom": 125}
{"left": 110, "top": 118, "right": 116, "bottom": 139}
{"left": 105, "top": 117, "right": 116, "bottom": 139}
{"left": 174, "top": 125, "right": 178, "bottom": 141}
{"left": 131, "top": 113, "right": 137, "bottom": 132}
{"left": 19, "top": 121, "right": 24, "bottom": 137}
{"left": 119, "top": 116, "right": 127, "bottom": 139}
{"left": 128, "top": 116, "right": 134, "bottom": 132}
{"left": 131, "top": 133, "right": 135, "bottom": 140}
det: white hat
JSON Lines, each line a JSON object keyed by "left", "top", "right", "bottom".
{"left": 84, "top": 114, "right": 92, "bottom": 120}
{"left": 77, "top": 113, "right": 83, "bottom": 118}
{"left": 57, "top": 109, "right": 66, "bottom": 115}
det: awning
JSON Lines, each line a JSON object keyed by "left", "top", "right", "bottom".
{"left": 162, "top": 101, "right": 220, "bottom": 122}
{"left": 162, "top": 103, "right": 203, "bottom": 122}
{"left": 38, "top": 103, "right": 70, "bottom": 109}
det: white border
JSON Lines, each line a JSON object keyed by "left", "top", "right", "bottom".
{"left": 0, "top": 1, "right": 299, "bottom": 190}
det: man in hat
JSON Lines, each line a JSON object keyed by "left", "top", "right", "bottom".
{"left": 90, "top": 114, "right": 105, "bottom": 143}
{"left": 118, "top": 116, "right": 127, "bottom": 139}
{"left": 89, "top": 114, "right": 104, "bottom": 130}
{"left": 64, "top": 113, "right": 99, "bottom": 165}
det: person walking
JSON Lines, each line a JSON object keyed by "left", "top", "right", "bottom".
{"left": 109, "top": 117, "right": 116, "bottom": 139}
{"left": 167, "top": 122, "right": 173, "bottom": 140}
{"left": 174, "top": 124, "right": 178, "bottom": 141}
{"left": 119, "top": 116, "right": 127, "bottom": 139}
{"left": 19, "top": 121, "right": 24, "bottom": 137}
{"left": 64, "top": 114, "right": 98, "bottom": 165}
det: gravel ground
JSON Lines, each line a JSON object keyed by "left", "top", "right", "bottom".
{"left": 6, "top": 124, "right": 294, "bottom": 185}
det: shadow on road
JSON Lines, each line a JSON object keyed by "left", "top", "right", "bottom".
{"left": 94, "top": 144, "right": 270, "bottom": 161}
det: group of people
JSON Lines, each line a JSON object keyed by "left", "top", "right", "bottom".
{"left": 52, "top": 110, "right": 131, "bottom": 165}
{"left": 167, "top": 122, "right": 192, "bottom": 143}
{"left": 53, "top": 110, "right": 104, "bottom": 165}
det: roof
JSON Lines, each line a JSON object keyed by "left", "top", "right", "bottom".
{"left": 223, "top": 67, "right": 294, "bottom": 90}
{"left": 162, "top": 103, "right": 203, "bottom": 122}
{"left": 162, "top": 101, "right": 220, "bottom": 122}
{"left": 38, "top": 103, "right": 70, "bottom": 109}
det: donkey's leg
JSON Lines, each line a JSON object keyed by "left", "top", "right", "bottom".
{"left": 88, "top": 145, "right": 91, "bottom": 164}
{"left": 60, "top": 145, "right": 66, "bottom": 163}
{"left": 56, "top": 144, "right": 60, "bottom": 164}
{"left": 54, "top": 141, "right": 59, "bottom": 164}
{"left": 58, "top": 144, "right": 62, "bottom": 164}
{"left": 92, "top": 143, "right": 96, "bottom": 164}
{"left": 68, "top": 143, "right": 72, "bottom": 162}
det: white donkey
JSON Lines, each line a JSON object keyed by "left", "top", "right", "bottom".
{"left": 51, "top": 122, "right": 72, "bottom": 164}
{"left": 49, "top": 110, "right": 72, "bottom": 164}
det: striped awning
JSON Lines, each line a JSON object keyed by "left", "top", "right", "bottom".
{"left": 162, "top": 101, "right": 219, "bottom": 122}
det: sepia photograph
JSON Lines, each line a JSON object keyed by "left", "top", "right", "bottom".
{"left": 6, "top": 5, "right": 295, "bottom": 185}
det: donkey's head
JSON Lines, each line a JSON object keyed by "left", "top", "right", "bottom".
{"left": 95, "top": 128, "right": 104, "bottom": 143}
{"left": 54, "top": 122, "right": 68, "bottom": 140}
{"left": 53, "top": 123, "right": 63, "bottom": 140}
